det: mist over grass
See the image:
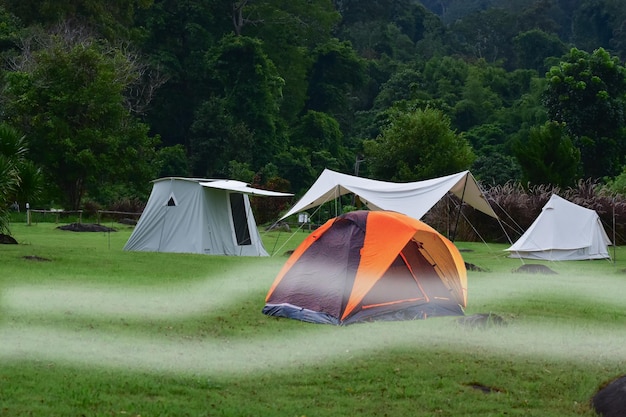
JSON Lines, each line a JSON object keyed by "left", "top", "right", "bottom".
{"left": 2, "top": 266, "right": 625, "bottom": 376}
{"left": 1, "top": 222, "right": 624, "bottom": 416}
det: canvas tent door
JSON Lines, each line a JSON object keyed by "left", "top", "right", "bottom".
{"left": 263, "top": 210, "right": 467, "bottom": 325}
{"left": 124, "top": 177, "right": 269, "bottom": 256}
{"left": 505, "top": 194, "right": 611, "bottom": 261}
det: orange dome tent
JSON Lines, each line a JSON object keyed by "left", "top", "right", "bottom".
{"left": 263, "top": 210, "right": 467, "bottom": 325}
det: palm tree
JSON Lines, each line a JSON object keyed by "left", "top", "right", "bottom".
{"left": 0, "top": 124, "right": 42, "bottom": 236}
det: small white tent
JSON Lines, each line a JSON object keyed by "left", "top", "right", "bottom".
{"left": 505, "top": 194, "right": 611, "bottom": 261}
{"left": 278, "top": 168, "right": 498, "bottom": 222}
{"left": 124, "top": 177, "right": 292, "bottom": 256}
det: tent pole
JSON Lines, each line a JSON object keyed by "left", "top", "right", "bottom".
{"left": 613, "top": 196, "right": 616, "bottom": 264}
{"left": 451, "top": 175, "right": 469, "bottom": 242}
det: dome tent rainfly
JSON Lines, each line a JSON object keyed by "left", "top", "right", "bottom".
{"left": 124, "top": 177, "right": 292, "bottom": 256}
{"left": 263, "top": 210, "right": 467, "bottom": 325}
{"left": 505, "top": 194, "right": 611, "bottom": 261}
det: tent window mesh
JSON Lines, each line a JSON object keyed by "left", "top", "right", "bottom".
{"left": 230, "top": 193, "right": 252, "bottom": 246}
{"left": 167, "top": 197, "right": 176, "bottom": 206}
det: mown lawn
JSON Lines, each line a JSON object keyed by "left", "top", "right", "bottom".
{"left": 0, "top": 220, "right": 624, "bottom": 416}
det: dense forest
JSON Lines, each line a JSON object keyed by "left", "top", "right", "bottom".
{"left": 1, "top": 0, "right": 626, "bottom": 235}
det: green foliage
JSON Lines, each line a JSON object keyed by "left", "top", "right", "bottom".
{"left": 364, "top": 106, "right": 474, "bottom": 181}
{"left": 189, "top": 96, "right": 254, "bottom": 177}
{"left": 513, "top": 121, "right": 581, "bottom": 188}
{"left": 206, "top": 34, "right": 286, "bottom": 170}
{"left": 0, "top": 123, "right": 41, "bottom": 234}
{"left": 2, "top": 31, "right": 159, "bottom": 209}
{"left": 449, "top": 7, "right": 518, "bottom": 65}
{"left": 12, "top": 159, "right": 43, "bottom": 207}
{"left": 422, "top": 56, "right": 468, "bottom": 104}
{"left": 372, "top": 65, "right": 422, "bottom": 110}
{"left": 237, "top": 0, "right": 340, "bottom": 124}
{"left": 453, "top": 66, "right": 502, "bottom": 131}
{"left": 135, "top": 0, "right": 221, "bottom": 149}
{"left": 472, "top": 153, "right": 522, "bottom": 187}
{"left": 0, "top": 153, "right": 16, "bottom": 234}
{"left": 513, "top": 29, "right": 567, "bottom": 73}
{"left": 0, "top": 0, "right": 152, "bottom": 41}
{"left": 155, "top": 144, "right": 190, "bottom": 178}
{"left": 465, "top": 124, "right": 522, "bottom": 185}
{"left": 305, "top": 38, "right": 367, "bottom": 126}
{"left": 273, "top": 146, "right": 317, "bottom": 195}
{"left": 0, "top": 5, "right": 22, "bottom": 53}
{"left": 544, "top": 47, "right": 626, "bottom": 179}
{"left": 5, "top": 0, "right": 626, "bottom": 209}
{"left": 227, "top": 160, "right": 255, "bottom": 183}
{"left": 290, "top": 111, "right": 342, "bottom": 152}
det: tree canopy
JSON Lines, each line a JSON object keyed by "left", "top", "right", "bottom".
{"left": 363, "top": 106, "right": 475, "bottom": 181}
{"left": 1, "top": 0, "right": 626, "bottom": 230}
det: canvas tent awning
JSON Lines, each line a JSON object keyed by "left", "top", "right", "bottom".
{"left": 505, "top": 194, "right": 611, "bottom": 261}
{"left": 200, "top": 180, "right": 293, "bottom": 197}
{"left": 278, "top": 169, "right": 497, "bottom": 221}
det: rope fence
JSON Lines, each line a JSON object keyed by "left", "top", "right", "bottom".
{"left": 26, "top": 209, "right": 83, "bottom": 225}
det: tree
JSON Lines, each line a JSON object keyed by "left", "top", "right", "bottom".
{"left": 273, "top": 146, "right": 317, "bottom": 195}
{"left": 453, "top": 66, "right": 502, "bottom": 131}
{"left": 0, "top": 124, "right": 42, "bottom": 235}
{"left": 189, "top": 96, "right": 255, "bottom": 177}
{"left": 2, "top": 27, "right": 159, "bottom": 209}
{"left": 571, "top": 0, "right": 614, "bottom": 54}
{"left": 363, "top": 106, "right": 474, "bottom": 181}
{"left": 513, "top": 29, "right": 567, "bottom": 74}
{"left": 421, "top": 55, "right": 468, "bottom": 106}
{"left": 544, "top": 47, "right": 626, "bottom": 179}
{"left": 449, "top": 8, "right": 518, "bottom": 67}
{"left": 466, "top": 123, "right": 522, "bottom": 185}
{"left": 203, "top": 34, "right": 286, "bottom": 171}
{"left": 290, "top": 110, "right": 344, "bottom": 155}
{"left": 305, "top": 39, "right": 366, "bottom": 130}
{"left": 232, "top": 0, "right": 340, "bottom": 124}
{"left": 135, "top": 0, "right": 223, "bottom": 150}
{"left": 288, "top": 110, "right": 347, "bottom": 179}
{"left": 156, "top": 144, "right": 190, "bottom": 177}
{"left": 0, "top": 0, "right": 153, "bottom": 41}
{"left": 513, "top": 121, "right": 581, "bottom": 188}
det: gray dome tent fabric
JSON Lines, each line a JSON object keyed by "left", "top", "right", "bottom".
{"left": 505, "top": 194, "right": 611, "bottom": 261}
{"left": 124, "top": 177, "right": 291, "bottom": 256}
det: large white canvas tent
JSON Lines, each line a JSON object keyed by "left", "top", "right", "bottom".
{"left": 278, "top": 169, "right": 498, "bottom": 222}
{"left": 505, "top": 194, "right": 611, "bottom": 261}
{"left": 124, "top": 177, "right": 292, "bottom": 256}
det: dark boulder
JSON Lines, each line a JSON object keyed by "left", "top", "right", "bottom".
{"left": 592, "top": 375, "right": 626, "bottom": 417}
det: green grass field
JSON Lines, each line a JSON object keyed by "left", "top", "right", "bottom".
{"left": 1, "top": 220, "right": 625, "bottom": 416}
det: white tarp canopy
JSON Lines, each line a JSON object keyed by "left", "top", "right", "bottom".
{"left": 278, "top": 168, "right": 497, "bottom": 221}
{"left": 505, "top": 194, "right": 611, "bottom": 261}
{"left": 124, "top": 177, "right": 291, "bottom": 256}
